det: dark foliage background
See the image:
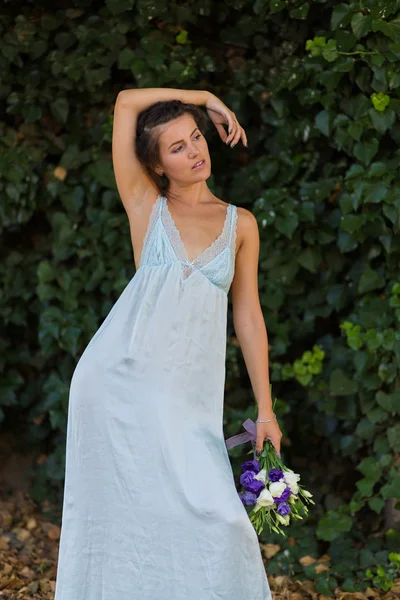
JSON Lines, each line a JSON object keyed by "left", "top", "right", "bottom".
{"left": 1, "top": 0, "right": 399, "bottom": 593}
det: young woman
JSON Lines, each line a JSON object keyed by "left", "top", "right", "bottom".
{"left": 53, "top": 88, "right": 282, "bottom": 600}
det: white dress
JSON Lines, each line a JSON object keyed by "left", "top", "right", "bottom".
{"left": 53, "top": 193, "right": 273, "bottom": 600}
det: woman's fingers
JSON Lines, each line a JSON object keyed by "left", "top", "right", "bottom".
{"left": 226, "top": 118, "right": 247, "bottom": 148}
{"left": 256, "top": 434, "right": 281, "bottom": 457}
{"left": 204, "top": 96, "right": 248, "bottom": 147}
{"left": 214, "top": 122, "right": 229, "bottom": 143}
{"left": 255, "top": 422, "right": 282, "bottom": 455}
{"left": 207, "top": 106, "right": 247, "bottom": 148}
{"left": 231, "top": 125, "right": 247, "bottom": 148}
{"left": 225, "top": 115, "right": 239, "bottom": 144}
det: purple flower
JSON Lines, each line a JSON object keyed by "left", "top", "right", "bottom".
{"left": 239, "top": 491, "right": 257, "bottom": 506}
{"left": 268, "top": 468, "right": 284, "bottom": 482}
{"left": 239, "top": 470, "right": 265, "bottom": 496}
{"left": 274, "top": 486, "right": 292, "bottom": 502}
{"left": 276, "top": 501, "right": 291, "bottom": 516}
{"left": 241, "top": 459, "right": 261, "bottom": 474}
{"left": 247, "top": 479, "right": 265, "bottom": 496}
{"left": 240, "top": 470, "right": 255, "bottom": 489}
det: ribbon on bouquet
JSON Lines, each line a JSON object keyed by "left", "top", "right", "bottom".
{"left": 225, "top": 418, "right": 257, "bottom": 450}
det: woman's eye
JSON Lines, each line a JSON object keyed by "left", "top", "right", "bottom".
{"left": 172, "top": 134, "right": 202, "bottom": 153}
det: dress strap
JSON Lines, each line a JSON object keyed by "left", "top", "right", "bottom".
{"left": 229, "top": 204, "right": 238, "bottom": 259}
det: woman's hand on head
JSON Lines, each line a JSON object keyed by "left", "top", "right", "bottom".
{"left": 205, "top": 94, "right": 248, "bottom": 148}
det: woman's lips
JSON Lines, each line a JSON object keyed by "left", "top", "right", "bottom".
{"left": 192, "top": 160, "right": 205, "bottom": 170}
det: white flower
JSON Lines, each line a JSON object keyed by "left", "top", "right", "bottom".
{"left": 254, "top": 468, "right": 267, "bottom": 482}
{"left": 283, "top": 471, "right": 300, "bottom": 494}
{"left": 283, "top": 470, "right": 300, "bottom": 485}
{"left": 255, "top": 488, "right": 275, "bottom": 508}
{"left": 269, "top": 481, "right": 286, "bottom": 498}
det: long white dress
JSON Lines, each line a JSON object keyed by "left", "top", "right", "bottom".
{"left": 53, "top": 193, "right": 273, "bottom": 600}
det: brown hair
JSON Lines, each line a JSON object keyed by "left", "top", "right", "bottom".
{"left": 135, "top": 99, "right": 209, "bottom": 195}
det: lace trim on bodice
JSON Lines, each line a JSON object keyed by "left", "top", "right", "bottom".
{"left": 160, "top": 195, "right": 232, "bottom": 270}
{"left": 140, "top": 194, "right": 238, "bottom": 288}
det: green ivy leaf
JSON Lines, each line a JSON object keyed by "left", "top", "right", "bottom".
{"left": 118, "top": 47, "right": 135, "bottom": 69}
{"left": 353, "top": 139, "right": 379, "bottom": 165}
{"left": 374, "top": 435, "right": 390, "bottom": 454}
{"left": 371, "top": 92, "right": 391, "bottom": 111}
{"left": 357, "top": 457, "right": 380, "bottom": 479}
{"left": 176, "top": 30, "right": 189, "bottom": 44}
{"left": 37, "top": 261, "right": 56, "bottom": 283}
{"left": 50, "top": 98, "right": 69, "bottom": 124}
{"left": 367, "top": 407, "right": 388, "bottom": 424}
{"left": 275, "top": 214, "right": 299, "bottom": 238}
{"left": 356, "top": 477, "right": 376, "bottom": 496}
{"left": 106, "top": 0, "right": 135, "bottom": 15}
{"left": 269, "top": 0, "right": 286, "bottom": 13}
{"left": 329, "top": 368, "right": 358, "bottom": 395}
{"left": 372, "top": 18, "right": 400, "bottom": 42}
{"left": 381, "top": 477, "right": 400, "bottom": 499}
{"left": 369, "top": 107, "right": 396, "bottom": 134}
{"left": 87, "top": 159, "right": 116, "bottom": 189}
{"left": 60, "top": 326, "right": 81, "bottom": 356}
{"left": 367, "top": 162, "right": 388, "bottom": 178}
{"left": 297, "top": 247, "right": 321, "bottom": 273}
{"left": 355, "top": 416, "right": 376, "bottom": 440}
{"left": 322, "top": 39, "right": 340, "bottom": 62}
{"left": 315, "top": 110, "right": 332, "bottom": 136}
{"left": 351, "top": 13, "right": 372, "bottom": 39}
{"left": 348, "top": 122, "right": 363, "bottom": 141}
{"left": 363, "top": 182, "right": 388, "bottom": 204}
{"left": 388, "top": 425, "right": 400, "bottom": 452}
{"left": 289, "top": 3, "right": 309, "bottom": 19}
{"left": 341, "top": 214, "right": 365, "bottom": 233}
{"left": 331, "top": 4, "right": 351, "bottom": 31}
{"left": 358, "top": 268, "right": 384, "bottom": 294}
{"left": 368, "top": 497, "right": 385, "bottom": 513}
{"left": 376, "top": 391, "right": 400, "bottom": 413}
{"left": 317, "top": 510, "right": 353, "bottom": 541}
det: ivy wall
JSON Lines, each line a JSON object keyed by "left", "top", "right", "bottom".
{"left": 1, "top": 0, "right": 400, "bottom": 592}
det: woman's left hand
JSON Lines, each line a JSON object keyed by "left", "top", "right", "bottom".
{"left": 255, "top": 418, "right": 283, "bottom": 456}
{"left": 205, "top": 94, "right": 248, "bottom": 148}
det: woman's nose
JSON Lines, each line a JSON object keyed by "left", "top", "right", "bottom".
{"left": 188, "top": 142, "right": 199, "bottom": 156}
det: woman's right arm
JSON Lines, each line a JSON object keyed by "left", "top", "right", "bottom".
{"left": 112, "top": 88, "right": 211, "bottom": 218}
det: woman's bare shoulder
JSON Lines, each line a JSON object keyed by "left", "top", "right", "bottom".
{"left": 234, "top": 206, "right": 259, "bottom": 253}
{"left": 212, "top": 195, "right": 256, "bottom": 227}
{"left": 235, "top": 205, "right": 258, "bottom": 229}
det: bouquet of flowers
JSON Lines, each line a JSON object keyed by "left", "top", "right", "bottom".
{"left": 225, "top": 396, "right": 315, "bottom": 537}
{"left": 237, "top": 448, "right": 314, "bottom": 537}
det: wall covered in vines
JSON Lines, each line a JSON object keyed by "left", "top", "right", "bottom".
{"left": 1, "top": 0, "right": 400, "bottom": 592}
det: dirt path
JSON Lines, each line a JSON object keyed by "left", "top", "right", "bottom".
{"left": 0, "top": 488, "right": 399, "bottom": 600}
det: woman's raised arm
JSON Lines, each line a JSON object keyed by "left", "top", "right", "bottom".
{"left": 112, "top": 88, "right": 210, "bottom": 217}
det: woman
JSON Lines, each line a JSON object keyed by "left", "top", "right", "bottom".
{"left": 53, "top": 87, "right": 282, "bottom": 600}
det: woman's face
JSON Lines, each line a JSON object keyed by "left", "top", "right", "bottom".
{"left": 155, "top": 113, "right": 211, "bottom": 185}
